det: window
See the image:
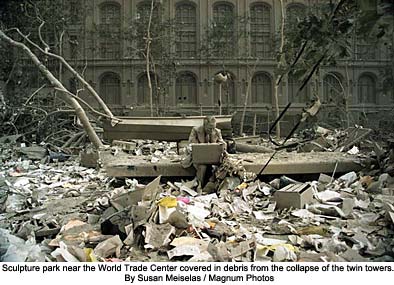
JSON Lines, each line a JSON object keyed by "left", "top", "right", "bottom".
{"left": 288, "top": 74, "right": 308, "bottom": 103}
{"left": 250, "top": 3, "right": 272, "bottom": 58}
{"left": 99, "top": 3, "right": 121, "bottom": 59}
{"left": 214, "top": 72, "right": 235, "bottom": 106}
{"left": 358, "top": 74, "right": 376, "bottom": 104}
{"left": 176, "top": 73, "right": 197, "bottom": 105}
{"left": 323, "top": 73, "right": 343, "bottom": 104}
{"left": 176, "top": 3, "right": 197, "bottom": 58}
{"left": 100, "top": 73, "right": 121, "bottom": 104}
{"left": 137, "top": 73, "right": 158, "bottom": 105}
{"left": 212, "top": 3, "right": 235, "bottom": 58}
{"left": 251, "top": 72, "right": 272, "bottom": 104}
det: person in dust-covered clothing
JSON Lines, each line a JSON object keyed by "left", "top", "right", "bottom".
{"left": 182, "top": 116, "right": 226, "bottom": 193}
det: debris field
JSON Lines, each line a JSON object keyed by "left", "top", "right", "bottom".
{"left": 1, "top": 126, "right": 394, "bottom": 262}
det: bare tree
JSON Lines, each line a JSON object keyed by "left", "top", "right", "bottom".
{"left": 0, "top": 30, "right": 104, "bottom": 148}
{"left": 145, "top": 0, "right": 155, "bottom": 116}
{"left": 273, "top": 0, "right": 286, "bottom": 138}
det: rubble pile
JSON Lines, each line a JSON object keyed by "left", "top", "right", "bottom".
{"left": 1, "top": 136, "right": 394, "bottom": 263}
{"left": 236, "top": 125, "right": 371, "bottom": 153}
{"left": 110, "top": 140, "right": 179, "bottom": 164}
{"left": 294, "top": 126, "right": 373, "bottom": 153}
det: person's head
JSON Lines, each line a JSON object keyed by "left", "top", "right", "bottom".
{"left": 203, "top": 116, "right": 216, "bottom": 134}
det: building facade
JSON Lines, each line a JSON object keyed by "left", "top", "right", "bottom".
{"left": 60, "top": 0, "right": 393, "bottom": 132}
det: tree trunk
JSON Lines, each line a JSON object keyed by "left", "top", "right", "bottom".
{"left": 344, "top": 63, "right": 351, "bottom": 128}
{"left": 274, "top": 0, "right": 286, "bottom": 139}
{"left": 0, "top": 30, "right": 104, "bottom": 149}
{"left": 239, "top": 78, "right": 251, "bottom": 135}
{"left": 240, "top": 60, "right": 259, "bottom": 135}
{"left": 146, "top": 0, "right": 155, "bottom": 117}
{"left": 219, "top": 83, "right": 222, "bottom": 115}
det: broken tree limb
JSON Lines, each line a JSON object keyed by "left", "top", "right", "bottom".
{"left": 55, "top": 87, "right": 120, "bottom": 121}
{"left": 62, "top": 131, "right": 85, "bottom": 149}
{"left": 0, "top": 30, "right": 104, "bottom": 149}
{"left": 11, "top": 28, "right": 114, "bottom": 118}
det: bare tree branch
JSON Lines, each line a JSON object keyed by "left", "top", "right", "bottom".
{"left": 0, "top": 30, "right": 104, "bottom": 148}
{"left": 10, "top": 28, "right": 115, "bottom": 118}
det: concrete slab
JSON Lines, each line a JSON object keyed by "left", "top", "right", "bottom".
{"left": 102, "top": 151, "right": 363, "bottom": 178}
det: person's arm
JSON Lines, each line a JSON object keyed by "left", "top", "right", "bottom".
{"left": 188, "top": 127, "right": 199, "bottom": 143}
{"left": 215, "top": 129, "right": 227, "bottom": 150}
{"left": 216, "top": 129, "right": 224, "bottom": 144}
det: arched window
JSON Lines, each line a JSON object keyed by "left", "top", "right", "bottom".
{"left": 100, "top": 73, "right": 121, "bottom": 104}
{"left": 137, "top": 73, "right": 158, "bottom": 105}
{"left": 176, "top": 3, "right": 197, "bottom": 58}
{"left": 175, "top": 73, "right": 197, "bottom": 105}
{"left": 323, "top": 73, "right": 343, "bottom": 104}
{"left": 251, "top": 72, "right": 272, "bottom": 104}
{"left": 212, "top": 3, "right": 235, "bottom": 58}
{"left": 214, "top": 72, "right": 235, "bottom": 106}
{"left": 358, "top": 74, "right": 376, "bottom": 104}
{"left": 99, "top": 3, "right": 121, "bottom": 59}
{"left": 250, "top": 3, "right": 272, "bottom": 58}
{"left": 286, "top": 4, "right": 306, "bottom": 28}
{"left": 288, "top": 74, "right": 308, "bottom": 103}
